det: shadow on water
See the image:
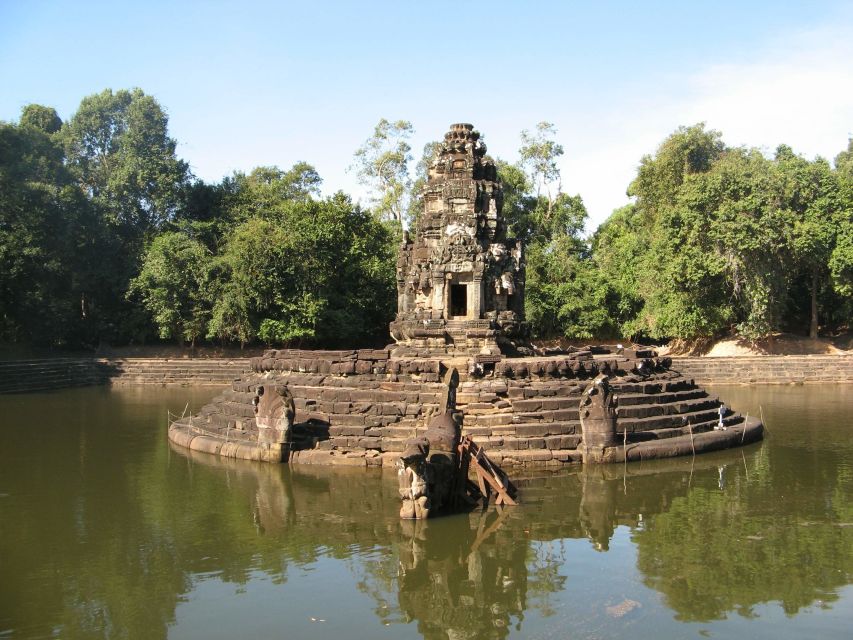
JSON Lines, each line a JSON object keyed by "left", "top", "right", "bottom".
{"left": 1, "top": 385, "right": 852, "bottom": 638}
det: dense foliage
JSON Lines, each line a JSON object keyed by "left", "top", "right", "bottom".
{"left": 593, "top": 125, "right": 852, "bottom": 341}
{"left": 1, "top": 93, "right": 850, "bottom": 350}
{"left": 1, "top": 91, "right": 395, "bottom": 349}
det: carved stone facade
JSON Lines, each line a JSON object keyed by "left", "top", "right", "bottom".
{"left": 389, "top": 123, "right": 528, "bottom": 356}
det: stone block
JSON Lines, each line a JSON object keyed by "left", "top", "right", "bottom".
{"left": 303, "top": 411, "right": 330, "bottom": 423}
{"left": 471, "top": 413, "right": 515, "bottom": 427}
{"left": 514, "top": 399, "right": 542, "bottom": 412}
{"left": 355, "top": 360, "right": 373, "bottom": 374}
{"left": 380, "top": 402, "right": 405, "bottom": 416}
{"left": 516, "top": 424, "right": 550, "bottom": 437}
{"left": 329, "top": 425, "right": 366, "bottom": 436}
{"left": 358, "top": 437, "right": 383, "bottom": 450}
{"left": 331, "top": 414, "right": 366, "bottom": 426}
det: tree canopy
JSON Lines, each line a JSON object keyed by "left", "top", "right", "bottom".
{"left": 1, "top": 91, "right": 849, "bottom": 350}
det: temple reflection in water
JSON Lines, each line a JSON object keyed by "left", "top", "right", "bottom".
{"left": 170, "top": 441, "right": 853, "bottom": 634}
{"left": 5, "top": 381, "right": 851, "bottom": 640}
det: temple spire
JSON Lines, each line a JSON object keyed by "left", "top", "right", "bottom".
{"left": 390, "top": 123, "right": 529, "bottom": 356}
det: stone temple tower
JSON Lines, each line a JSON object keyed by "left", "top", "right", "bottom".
{"left": 389, "top": 123, "right": 528, "bottom": 356}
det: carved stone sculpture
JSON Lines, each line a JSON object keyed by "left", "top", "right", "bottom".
{"left": 579, "top": 374, "right": 618, "bottom": 463}
{"left": 398, "top": 368, "right": 461, "bottom": 518}
{"left": 253, "top": 384, "right": 295, "bottom": 454}
{"left": 397, "top": 437, "right": 432, "bottom": 519}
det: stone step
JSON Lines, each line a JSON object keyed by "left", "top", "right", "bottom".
{"left": 619, "top": 406, "right": 723, "bottom": 432}
{"left": 615, "top": 397, "right": 720, "bottom": 420}
{"left": 615, "top": 388, "right": 708, "bottom": 406}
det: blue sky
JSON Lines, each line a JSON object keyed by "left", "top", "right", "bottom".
{"left": 2, "top": 0, "right": 852, "bottom": 229}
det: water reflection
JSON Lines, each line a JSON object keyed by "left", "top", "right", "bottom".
{"left": 169, "top": 444, "right": 853, "bottom": 633}
{"left": 2, "top": 386, "right": 852, "bottom": 639}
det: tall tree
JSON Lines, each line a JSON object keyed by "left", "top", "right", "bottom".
{"left": 62, "top": 88, "right": 190, "bottom": 239}
{"left": 406, "top": 140, "right": 442, "bottom": 228}
{"left": 500, "top": 124, "right": 610, "bottom": 340}
{"left": 0, "top": 111, "right": 96, "bottom": 345}
{"left": 830, "top": 140, "right": 853, "bottom": 314}
{"left": 351, "top": 119, "right": 413, "bottom": 226}
{"left": 208, "top": 189, "right": 395, "bottom": 347}
{"left": 628, "top": 123, "right": 725, "bottom": 216}
{"left": 775, "top": 147, "right": 844, "bottom": 338}
{"left": 519, "top": 122, "right": 564, "bottom": 218}
{"left": 19, "top": 104, "right": 62, "bottom": 134}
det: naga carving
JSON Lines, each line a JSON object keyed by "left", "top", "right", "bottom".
{"left": 253, "top": 384, "right": 295, "bottom": 458}
{"left": 579, "top": 374, "right": 618, "bottom": 464}
{"left": 397, "top": 368, "right": 461, "bottom": 519}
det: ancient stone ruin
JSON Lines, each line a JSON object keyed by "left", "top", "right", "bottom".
{"left": 390, "top": 123, "right": 528, "bottom": 357}
{"left": 168, "top": 122, "right": 763, "bottom": 485}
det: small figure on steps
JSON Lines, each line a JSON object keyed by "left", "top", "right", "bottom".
{"left": 716, "top": 403, "right": 726, "bottom": 431}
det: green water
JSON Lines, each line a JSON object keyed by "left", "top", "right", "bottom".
{"left": 1, "top": 384, "right": 852, "bottom": 639}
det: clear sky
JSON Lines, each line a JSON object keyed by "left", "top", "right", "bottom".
{"left": 2, "top": 0, "right": 852, "bottom": 230}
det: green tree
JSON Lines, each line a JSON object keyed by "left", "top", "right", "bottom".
{"left": 19, "top": 104, "right": 62, "bottom": 134}
{"left": 406, "top": 140, "right": 441, "bottom": 228}
{"left": 219, "top": 163, "right": 322, "bottom": 225}
{"left": 628, "top": 123, "right": 725, "bottom": 215}
{"left": 127, "top": 231, "right": 214, "bottom": 345}
{"left": 519, "top": 121, "right": 564, "bottom": 216}
{"left": 499, "top": 125, "right": 609, "bottom": 340}
{"left": 593, "top": 124, "right": 853, "bottom": 342}
{"left": 351, "top": 118, "right": 413, "bottom": 225}
{"left": 497, "top": 160, "right": 537, "bottom": 244}
{"left": 590, "top": 204, "right": 647, "bottom": 337}
{"left": 0, "top": 113, "right": 97, "bottom": 345}
{"left": 209, "top": 193, "right": 395, "bottom": 347}
{"left": 62, "top": 88, "right": 190, "bottom": 238}
{"left": 775, "top": 147, "right": 844, "bottom": 338}
{"left": 830, "top": 141, "right": 853, "bottom": 317}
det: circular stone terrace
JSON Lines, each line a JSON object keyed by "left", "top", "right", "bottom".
{"left": 168, "top": 345, "right": 763, "bottom": 467}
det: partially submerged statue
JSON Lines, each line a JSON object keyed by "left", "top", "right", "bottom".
{"left": 398, "top": 369, "right": 461, "bottom": 519}
{"left": 398, "top": 437, "right": 432, "bottom": 519}
{"left": 253, "top": 384, "right": 295, "bottom": 460}
{"left": 397, "top": 368, "right": 518, "bottom": 519}
{"left": 579, "top": 374, "right": 618, "bottom": 464}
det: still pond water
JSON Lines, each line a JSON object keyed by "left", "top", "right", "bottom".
{"left": 1, "top": 384, "right": 852, "bottom": 639}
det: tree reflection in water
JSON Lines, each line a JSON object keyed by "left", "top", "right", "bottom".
{"left": 3, "top": 385, "right": 852, "bottom": 639}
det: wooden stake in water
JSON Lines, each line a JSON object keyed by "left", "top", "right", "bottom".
{"left": 689, "top": 421, "right": 695, "bottom": 457}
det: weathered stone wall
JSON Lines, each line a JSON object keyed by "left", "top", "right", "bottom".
{"left": 3, "top": 354, "right": 850, "bottom": 394}
{"left": 671, "top": 355, "right": 853, "bottom": 384}
{"left": 105, "top": 358, "right": 250, "bottom": 386}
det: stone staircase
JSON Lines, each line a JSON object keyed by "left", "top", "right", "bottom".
{"left": 671, "top": 354, "right": 853, "bottom": 384}
{"left": 182, "top": 365, "right": 746, "bottom": 468}
{"left": 106, "top": 358, "right": 251, "bottom": 386}
{"left": 0, "top": 358, "right": 109, "bottom": 394}
{"left": 0, "top": 357, "right": 252, "bottom": 393}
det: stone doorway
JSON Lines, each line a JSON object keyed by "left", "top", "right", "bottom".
{"left": 450, "top": 284, "right": 467, "bottom": 317}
